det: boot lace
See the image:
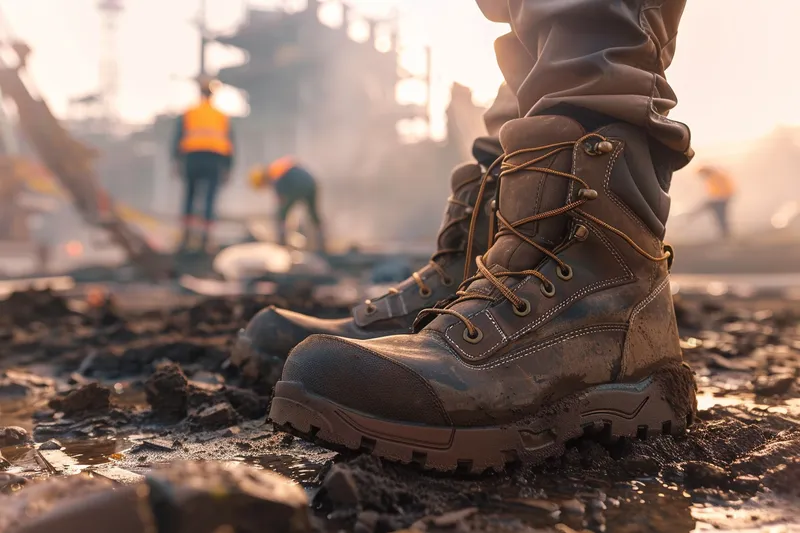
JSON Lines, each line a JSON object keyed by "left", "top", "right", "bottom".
{"left": 417, "top": 134, "right": 671, "bottom": 338}
{"left": 363, "top": 185, "right": 478, "bottom": 315}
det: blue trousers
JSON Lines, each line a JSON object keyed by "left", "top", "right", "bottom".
{"left": 180, "top": 152, "right": 228, "bottom": 249}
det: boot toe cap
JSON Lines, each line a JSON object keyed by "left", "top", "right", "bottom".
{"left": 282, "top": 334, "right": 451, "bottom": 426}
{"left": 240, "top": 306, "right": 352, "bottom": 358}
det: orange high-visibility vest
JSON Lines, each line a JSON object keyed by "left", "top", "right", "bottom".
{"left": 179, "top": 99, "right": 233, "bottom": 156}
{"left": 705, "top": 169, "right": 735, "bottom": 201}
{"left": 266, "top": 156, "right": 296, "bottom": 181}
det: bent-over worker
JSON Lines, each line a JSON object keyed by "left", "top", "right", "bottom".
{"left": 249, "top": 156, "right": 325, "bottom": 252}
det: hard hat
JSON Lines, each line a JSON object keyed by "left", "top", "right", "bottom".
{"left": 249, "top": 165, "right": 267, "bottom": 189}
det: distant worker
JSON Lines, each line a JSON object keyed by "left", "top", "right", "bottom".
{"left": 698, "top": 165, "right": 736, "bottom": 239}
{"left": 171, "top": 76, "right": 234, "bottom": 252}
{"left": 249, "top": 156, "right": 326, "bottom": 252}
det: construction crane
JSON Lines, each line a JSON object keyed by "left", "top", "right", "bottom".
{"left": 0, "top": 31, "right": 169, "bottom": 279}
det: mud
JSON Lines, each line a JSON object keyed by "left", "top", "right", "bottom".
{"left": 0, "top": 289, "right": 799, "bottom": 532}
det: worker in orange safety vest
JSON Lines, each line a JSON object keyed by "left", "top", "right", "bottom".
{"left": 171, "top": 76, "right": 235, "bottom": 252}
{"left": 697, "top": 166, "right": 736, "bottom": 240}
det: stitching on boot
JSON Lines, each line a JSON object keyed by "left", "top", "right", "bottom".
{"left": 620, "top": 274, "right": 672, "bottom": 377}
{"left": 602, "top": 140, "right": 659, "bottom": 244}
{"left": 452, "top": 324, "right": 628, "bottom": 371}
{"left": 447, "top": 220, "right": 632, "bottom": 360}
{"left": 629, "top": 274, "right": 671, "bottom": 321}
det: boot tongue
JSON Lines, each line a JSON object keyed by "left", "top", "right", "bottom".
{"left": 483, "top": 116, "right": 586, "bottom": 272}
{"left": 435, "top": 162, "right": 484, "bottom": 254}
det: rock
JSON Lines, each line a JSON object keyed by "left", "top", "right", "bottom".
{"left": 223, "top": 386, "right": 269, "bottom": 420}
{"left": 131, "top": 438, "right": 175, "bottom": 453}
{"left": 762, "top": 459, "right": 800, "bottom": 496}
{"left": 0, "top": 462, "right": 310, "bottom": 533}
{"left": 513, "top": 499, "right": 560, "bottom": 513}
{"left": 0, "top": 473, "right": 25, "bottom": 493}
{"left": 621, "top": 455, "right": 660, "bottom": 476}
{"left": 38, "top": 439, "right": 62, "bottom": 451}
{"left": 706, "top": 353, "right": 754, "bottom": 372}
{"left": 145, "top": 461, "right": 310, "bottom": 533}
{"left": 0, "top": 289, "right": 72, "bottom": 328}
{"left": 190, "top": 371, "right": 224, "bottom": 385}
{"left": 0, "top": 426, "right": 29, "bottom": 447}
{"left": 0, "top": 370, "right": 53, "bottom": 401}
{"left": 36, "top": 449, "right": 79, "bottom": 475}
{"left": 320, "top": 464, "right": 360, "bottom": 508}
{"left": 559, "top": 499, "right": 586, "bottom": 515}
{"left": 48, "top": 382, "right": 111, "bottom": 417}
{"left": 0, "top": 474, "right": 118, "bottom": 532}
{"left": 223, "top": 426, "right": 241, "bottom": 437}
{"left": 729, "top": 474, "right": 761, "bottom": 494}
{"left": 90, "top": 466, "right": 146, "bottom": 485}
{"left": 145, "top": 362, "right": 188, "bottom": 420}
{"left": 190, "top": 403, "right": 237, "bottom": 430}
{"left": 753, "top": 375, "right": 796, "bottom": 396}
{"left": 431, "top": 507, "right": 478, "bottom": 527}
{"left": 355, "top": 510, "right": 380, "bottom": 533}
{"left": 683, "top": 461, "right": 730, "bottom": 489}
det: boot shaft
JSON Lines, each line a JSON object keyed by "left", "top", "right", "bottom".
{"left": 424, "top": 116, "right": 682, "bottom": 378}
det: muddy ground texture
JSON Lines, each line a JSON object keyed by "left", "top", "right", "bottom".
{"left": 0, "top": 289, "right": 799, "bottom": 533}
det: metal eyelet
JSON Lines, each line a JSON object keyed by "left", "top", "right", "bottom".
{"left": 513, "top": 298, "right": 531, "bottom": 317}
{"left": 573, "top": 224, "right": 589, "bottom": 242}
{"left": 365, "top": 304, "right": 377, "bottom": 315}
{"left": 540, "top": 282, "right": 556, "bottom": 298}
{"left": 557, "top": 264, "right": 573, "bottom": 281}
{"left": 442, "top": 276, "right": 454, "bottom": 287}
{"left": 419, "top": 287, "right": 432, "bottom": 298}
{"left": 463, "top": 327, "right": 484, "bottom": 344}
{"left": 585, "top": 140, "right": 614, "bottom": 155}
{"left": 664, "top": 243, "right": 675, "bottom": 272}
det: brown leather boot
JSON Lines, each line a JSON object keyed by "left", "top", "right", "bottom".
{"left": 231, "top": 162, "right": 498, "bottom": 390}
{"left": 269, "top": 116, "right": 697, "bottom": 472}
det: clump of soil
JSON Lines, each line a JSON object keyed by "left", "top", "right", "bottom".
{"left": 0, "top": 289, "right": 74, "bottom": 328}
{"left": 145, "top": 362, "right": 189, "bottom": 421}
{"left": 49, "top": 383, "right": 111, "bottom": 417}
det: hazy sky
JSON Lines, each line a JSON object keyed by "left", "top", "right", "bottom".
{"left": 2, "top": 0, "right": 800, "bottom": 147}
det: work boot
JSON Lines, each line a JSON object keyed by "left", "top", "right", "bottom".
{"left": 270, "top": 116, "right": 698, "bottom": 472}
{"left": 231, "top": 162, "right": 498, "bottom": 390}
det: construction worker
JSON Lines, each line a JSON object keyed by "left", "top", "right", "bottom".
{"left": 171, "top": 77, "right": 234, "bottom": 252}
{"left": 698, "top": 165, "right": 736, "bottom": 239}
{"left": 249, "top": 156, "right": 325, "bottom": 252}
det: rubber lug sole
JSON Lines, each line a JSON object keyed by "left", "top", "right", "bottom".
{"left": 268, "top": 364, "right": 697, "bottom": 474}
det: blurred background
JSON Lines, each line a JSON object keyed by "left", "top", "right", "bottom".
{"left": 0, "top": 0, "right": 798, "bottom": 294}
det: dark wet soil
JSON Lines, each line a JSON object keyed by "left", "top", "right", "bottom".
{"left": 1, "top": 289, "right": 799, "bottom": 532}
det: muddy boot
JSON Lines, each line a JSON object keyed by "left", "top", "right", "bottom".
{"left": 231, "top": 162, "right": 498, "bottom": 391}
{"left": 270, "top": 116, "right": 698, "bottom": 472}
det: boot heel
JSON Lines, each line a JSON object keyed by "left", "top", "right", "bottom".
{"left": 575, "top": 361, "right": 698, "bottom": 442}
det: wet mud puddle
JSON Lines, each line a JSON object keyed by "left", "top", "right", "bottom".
{"left": 2, "top": 292, "right": 800, "bottom": 532}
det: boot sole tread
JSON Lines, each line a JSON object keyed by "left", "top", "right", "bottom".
{"left": 268, "top": 364, "right": 697, "bottom": 474}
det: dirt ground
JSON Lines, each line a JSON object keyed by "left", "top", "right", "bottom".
{"left": 0, "top": 289, "right": 798, "bottom": 533}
